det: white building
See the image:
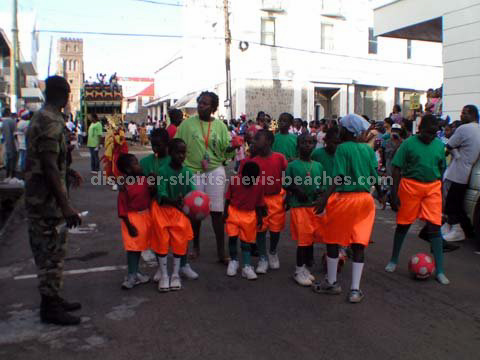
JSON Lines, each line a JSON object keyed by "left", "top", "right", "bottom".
{"left": 374, "top": 0, "right": 480, "bottom": 121}
{"left": 148, "top": 0, "right": 443, "bottom": 122}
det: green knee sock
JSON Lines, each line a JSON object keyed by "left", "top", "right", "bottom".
{"left": 431, "top": 235, "right": 445, "bottom": 275}
{"left": 256, "top": 232, "right": 267, "bottom": 260}
{"left": 180, "top": 255, "right": 187, "bottom": 267}
{"left": 241, "top": 241, "right": 251, "bottom": 266}
{"left": 127, "top": 251, "right": 141, "bottom": 275}
{"left": 229, "top": 237, "right": 238, "bottom": 260}
{"left": 389, "top": 226, "right": 410, "bottom": 264}
{"left": 269, "top": 232, "right": 280, "bottom": 254}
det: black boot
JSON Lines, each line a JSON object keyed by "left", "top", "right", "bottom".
{"left": 40, "top": 295, "right": 81, "bottom": 326}
{"left": 56, "top": 296, "right": 82, "bottom": 312}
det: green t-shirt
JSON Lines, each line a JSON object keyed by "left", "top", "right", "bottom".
{"left": 272, "top": 133, "right": 298, "bottom": 162}
{"left": 87, "top": 122, "right": 103, "bottom": 148}
{"left": 285, "top": 159, "right": 324, "bottom": 208}
{"left": 312, "top": 147, "right": 335, "bottom": 178}
{"left": 332, "top": 141, "right": 378, "bottom": 193}
{"left": 140, "top": 154, "right": 171, "bottom": 175}
{"left": 157, "top": 163, "right": 196, "bottom": 202}
{"left": 392, "top": 135, "right": 446, "bottom": 182}
{"left": 174, "top": 115, "right": 233, "bottom": 173}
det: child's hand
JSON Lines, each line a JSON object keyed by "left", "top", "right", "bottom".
{"left": 128, "top": 224, "right": 138, "bottom": 237}
{"left": 390, "top": 194, "right": 400, "bottom": 212}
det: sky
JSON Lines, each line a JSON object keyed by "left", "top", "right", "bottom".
{"left": 0, "top": 0, "right": 185, "bottom": 80}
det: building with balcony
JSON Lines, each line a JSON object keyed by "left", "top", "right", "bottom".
{"left": 151, "top": 0, "right": 443, "bottom": 122}
{"left": 374, "top": 0, "right": 480, "bottom": 121}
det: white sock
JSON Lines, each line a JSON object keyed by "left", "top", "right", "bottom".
{"left": 326, "top": 256, "right": 339, "bottom": 285}
{"left": 159, "top": 256, "right": 168, "bottom": 276}
{"left": 173, "top": 257, "right": 181, "bottom": 276}
{"left": 351, "top": 262, "right": 364, "bottom": 290}
{"left": 296, "top": 265, "right": 305, "bottom": 274}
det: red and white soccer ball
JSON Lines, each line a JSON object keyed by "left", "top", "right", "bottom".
{"left": 408, "top": 253, "right": 435, "bottom": 280}
{"left": 182, "top": 190, "right": 210, "bottom": 221}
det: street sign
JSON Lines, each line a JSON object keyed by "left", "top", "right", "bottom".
{"left": 410, "top": 93, "right": 420, "bottom": 110}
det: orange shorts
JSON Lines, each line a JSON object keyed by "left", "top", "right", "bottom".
{"left": 313, "top": 193, "right": 338, "bottom": 243}
{"left": 290, "top": 207, "right": 324, "bottom": 246}
{"left": 397, "top": 178, "right": 442, "bottom": 226}
{"left": 121, "top": 210, "right": 152, "bottom": 251}
{"left": 260, "top": 189, "right": 286, "bottom": 233}
{"left": 324, "top": 192, "right": 375, "bottom": 247}
{"left": 151, "top": 202, "right": 193, "bottom": 255}
{"left": 225, "top": 205, "right": 257, "bottom": 243}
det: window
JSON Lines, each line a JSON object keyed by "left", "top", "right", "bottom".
{"left": 407, "top": 39, "right": 412, "bottom": 59}
{"left": 65, "top": 45, "right": 69, "bottom": 52}
{"left": 368, "top": 27, "right": 377, "bottom": 54}
{"left": 74, "top": 60, "right": 77, "bottom": 71}
{"left": 74, "top": 45, "right": 78, "bottom": 52}
{"left": 261, "top": 17, "right": 275, "bottom": 46}
{"left": 321, "top": 23, "right": 334, "bottom": 51}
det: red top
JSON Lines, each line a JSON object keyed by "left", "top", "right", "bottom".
{"left": 245, "top": 152, "right": 287, "bottom": 195}
{"left": 167, "top": 124, "right": 177, "bottom": 139}
{"left": 118, "top": 176, "right": 152, "bottom": 217}
{"left": 226, "top": 175, "right": 265, "bottom": 211}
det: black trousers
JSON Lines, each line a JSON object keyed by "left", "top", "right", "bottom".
{"left": 445, "top": 181, "right": 474, "bottom": 237}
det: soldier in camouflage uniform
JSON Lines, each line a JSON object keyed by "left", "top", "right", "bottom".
{"left": 25, "top": 76, "right": 83, "bottom": 326}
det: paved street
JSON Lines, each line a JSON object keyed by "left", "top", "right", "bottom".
{"left": 1, "top": 150, "right": 480, "bottom": 360}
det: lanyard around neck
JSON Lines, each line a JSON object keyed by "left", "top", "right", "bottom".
{"left": 201, "top": 120, "right": 212, "bottom": 150}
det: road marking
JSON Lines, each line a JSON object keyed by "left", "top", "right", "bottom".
{"left": 13, "top": 265, "right": 128, "bottom": 280}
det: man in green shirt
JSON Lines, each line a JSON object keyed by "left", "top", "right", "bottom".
{"left": 87, "top": 114, "right": 103, "bottom": 173}
{"left": 385, "top": 114, "right": 450, "bottom": 285}
{"left": 272, "top": 112, "right": 297, "bottom": 162}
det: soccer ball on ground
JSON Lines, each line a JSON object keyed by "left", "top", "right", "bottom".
{"left": 408, "top": 253, "right": 435, "bottom": 280}
{"left": 182, "top": 190, "right": 210, "bottom": 221}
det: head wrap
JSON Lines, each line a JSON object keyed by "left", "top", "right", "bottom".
{"left": 339, "top": 114, "right": 370, "bottom": 136}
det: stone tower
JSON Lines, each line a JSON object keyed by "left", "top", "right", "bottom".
{"left": 56, "top": 38, "right": 84, "bottom": 118}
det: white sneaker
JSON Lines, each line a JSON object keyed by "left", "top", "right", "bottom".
{"left": 268, "top": 253, "right": 280, "bottom": 269}
{"left": 441, "top": 223, "right": 451, "bottom": 236}
{"left": 3, "top": 177, "right": 12, "bottom": 183}
{"left": 170, "top": 274, "right": 182, "bottom": 290}
{"left": 443, "top": 224, "right": 465, "bottom": 242}
{"left": 241, "top": 265, "right": 258, "bottom": 280}
{"left": 112, "top": 184, "right": 118, "bottom": 191}
{"left": 226, "top": 260, "right": 239, "bottom": 276}
{"left": 180, "top": 264, "right": 199, "bottom": 280}
{"left": 158, "top": 274, "right": 170, "bottom": 292}
{"left": 256, "top": 259, "right": 269, "bottom": 274}
{"left": 294, "top": 266, "right": 312, "bottom": 286}
{"left": 305, "top": 268, "right": 315, "bottom": 282}
{"left": 153, "top": 267, "right": 162, "bottom": 282}
{"left": 121, "top": 273, "right": 149, "bottom": 289}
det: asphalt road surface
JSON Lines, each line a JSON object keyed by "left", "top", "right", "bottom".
{"left": 1, "top": 148, "right": 479, "bottom": 360}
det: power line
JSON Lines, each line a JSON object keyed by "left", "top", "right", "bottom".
{"left": 37, "top": 29, "right": 184, "bottom": 38}
{"left": 131, "top": 0, "right": 183, "bottom": 6}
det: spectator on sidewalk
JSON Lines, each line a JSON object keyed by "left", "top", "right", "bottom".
{"left": 16, "top": 109, "right": 31, "bottom": 173}
{"left": 87, "top": 114, "right": 103, "bottom": 173}
{"left": 166, "top": 108, "right": 183, "bottom": 139}
{"left": 1, "top": 108, "right": 18, "bottom": 182}
{"left": 442, "top": 105, "right": 480, "bottom": 246}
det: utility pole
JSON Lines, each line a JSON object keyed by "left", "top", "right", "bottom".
{"left": 47, "top": 36, "right": 53, "bottom": 77}
{"left": 223, "top": 0, "right": 233, "bottom": 122}
{"left": 10, "top": 0, "right": 19, "bottom": 113}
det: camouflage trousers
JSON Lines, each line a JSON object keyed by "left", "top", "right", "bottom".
{"left": 28, "top": 218, "right": 67, "bottom": 297}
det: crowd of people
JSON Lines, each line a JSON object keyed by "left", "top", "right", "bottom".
{"left": 6, "top": 74, "right": 480, "bottom": 326}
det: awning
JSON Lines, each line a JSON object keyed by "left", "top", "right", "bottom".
{"left": 172, "top": 92, "right": 198, "bottom": 109}
{"left": 21, "top": 87, "right": 44, "bottom": 101}
{"left": 374, "top": 0, "right": 443, "bottom": 42}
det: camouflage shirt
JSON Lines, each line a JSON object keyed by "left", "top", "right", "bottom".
{"left": 25, "top": 105, "right": 67, "bottom": 219}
